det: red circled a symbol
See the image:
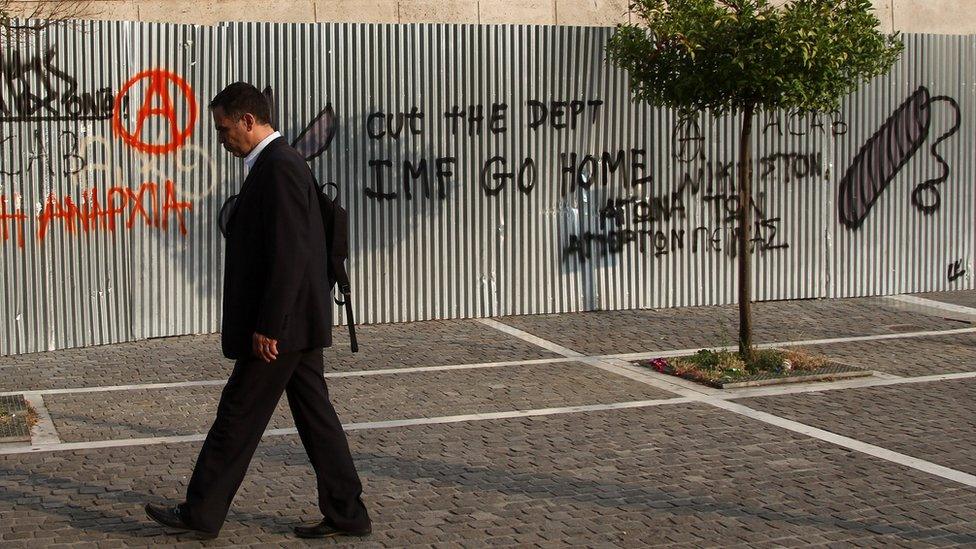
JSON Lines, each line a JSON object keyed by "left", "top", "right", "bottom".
{"left": 113, "top": 70, "right": 198, "bottom": 155}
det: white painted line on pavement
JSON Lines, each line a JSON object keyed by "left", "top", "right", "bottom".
{"left": 476, "top": 316, "right": 976, "bottom": 490}
{"left": 21, "top": 393, "right": 61, "bottom": 445}
{"left": 476, "top": 319, "right": 724, "bottom": 397}
{"left": 325, "top": 358, "right": 568, "bottom": 377}
{"left": 602, "top": 327, "right": 976, "bottom": 362}
{"left": 476, "top": 319, "right": 976, "bottom": 399}
{"left": 707, "top": 398, "right": 976, "bottom": 489}
{"left": 0, "top": 397, "right": 694, "bottom": 455}
{"left": 5, "top": 325, "right": 975, "bottom": 399}
{"left": 476, "top": 318, "right": 584, "bottom": 357}
{"left": 871, "top": 371, "right": 904, "bottom": 380}
{"left": 722, "top": 371, "right": 976, "bottom": 400}
{"left": 1, "top": 380, "right": 228, "bottom": 398}
{"left": 885, "top": 294, "right": 976, "bottom": 318}
{"left": 342, "top": 397, "right": 694, "bottom": 430}
{"left": 0, "top": 358, "right": 570, "bottom": 398}
{"left": 3, "top": 433, "right": 209, "bottom": 454}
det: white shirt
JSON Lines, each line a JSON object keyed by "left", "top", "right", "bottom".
{"left": 244, "top": 131, "right": 281, "bottom": 173}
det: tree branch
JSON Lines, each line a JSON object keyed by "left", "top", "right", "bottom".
{"left": 1, "top": 0, "right": 98, "bottom": 36}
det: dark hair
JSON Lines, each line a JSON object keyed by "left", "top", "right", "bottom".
{"left": 210, "top": 82, "right": 271, "bottom": 125}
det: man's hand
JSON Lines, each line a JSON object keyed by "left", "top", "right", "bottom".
{"left": 252, "top": 332, "right": 279, "bottom": 363}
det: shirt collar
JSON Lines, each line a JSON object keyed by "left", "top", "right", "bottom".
{"left": 243, "top": 131, "right": 281, "bottom": 172}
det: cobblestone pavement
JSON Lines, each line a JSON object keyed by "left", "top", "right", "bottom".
{"left": 2, "top": 291, "right": 976, "bottom": 547}
{"left": 780, "top": 332, "right": 976, "bottom": 377}
{"left": 0, "top": 320, "right": 561, "bottom": 392}
{"left": 915, "top": 291, "right": 976, "bottom": 310}
{"left": 741, "top": 377, "right": 976, "bottom": 477}
{"left": 500, "top": 297, "right": 967, "bottom": 356}
{"left": 43, "top": 362, "right": 674, "bottom": 443}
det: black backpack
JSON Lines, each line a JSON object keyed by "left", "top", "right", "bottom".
{"left": 315, "top": 181, "right": 358, "bottom": 353}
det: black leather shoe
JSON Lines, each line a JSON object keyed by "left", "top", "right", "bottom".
{"left": 145, "top": 503, "right": 218, "bottom": 539}
{"left": 293, "top": 519, "right": 372, "bottom": 539}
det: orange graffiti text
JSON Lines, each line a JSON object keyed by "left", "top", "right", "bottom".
{"left": 31, "top": 181, "right": 194, "bottom": 245}
{"left": 0, "top": 195, "right": 28, "bottom": 248}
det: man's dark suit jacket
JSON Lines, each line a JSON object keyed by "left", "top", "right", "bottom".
{"left": 221, "top": 136, "right": 332, "bottom": 359}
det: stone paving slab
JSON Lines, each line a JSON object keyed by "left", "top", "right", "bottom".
{"left": 741, "top": 377, "right": 976, "bottom": 478}
{"left": 501, "top": 297, "right": 970, "bottom": 356}
{"left": 43, "top": 362, "right": 677, "bottom": 443}
{"left": 0, "top": 320, "right": 561, "bottom": 392}
{"left": 914, "top": 290, "right": 976, "bottom": 310}
{"left": 4, "top": 405, "right": 976, "bottom": 547}
{"left": 779, "top": 332, "right": 976, "bottom": 377}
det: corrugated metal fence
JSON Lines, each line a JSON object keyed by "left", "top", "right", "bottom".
{"left": 0, "top": 22, "right": 972, "bottom": 356}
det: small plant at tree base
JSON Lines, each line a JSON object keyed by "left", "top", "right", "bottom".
{"left": 641, "top": 347, "right": 835, "bottom": 385}
{"left": 0, "top": 403, "right": 37, "bottom": 429}
{"left": 607, "top": 0, "right": 903, "bottom": 361}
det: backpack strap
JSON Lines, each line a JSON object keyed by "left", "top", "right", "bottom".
{"left": 316, "top": 180, "right": 358, "bottom": 353}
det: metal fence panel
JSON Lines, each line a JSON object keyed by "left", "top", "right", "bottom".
{"left": 0, "top": 23, "right": 971, "bottom": 356}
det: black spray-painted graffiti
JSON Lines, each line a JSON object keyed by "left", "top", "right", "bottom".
{"left": 561, "top": 108, "right": 840, "bottom": 262}
{"left": 762, "top": 110, "right": 849, "bottom": 138}
{"left": 265, "top": 85, "right": 340, "bottom": 164}
{"left": 948, "top": 259, "right": 967, "bottom": 283}
{"left": 564, "top": 178, "right": 789, "bottom": 262}
{"left": 838, "top": 86, "right": 961, "bottom": 230}
{"left": 361, "top": 99, "right": 608, "bottom": 201}
{"left": 283, "top": 87, "right": 962, "bottom": 268}
{"left": 0, "top": 48, "right": 115, "bottom": 123}
{"left": 0, "top": 128, "right": 87, "bottom": 176}
{"left": 293, "top": 104, "right": 336, "bottom": 161}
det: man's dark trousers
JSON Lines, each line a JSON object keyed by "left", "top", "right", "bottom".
{"left": 180, "top": 347, "right": 370, "bottom": 535}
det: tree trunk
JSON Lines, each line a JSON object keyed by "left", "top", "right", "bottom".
{"left": 737, "top": 104, "right": 755, "bottom": 361}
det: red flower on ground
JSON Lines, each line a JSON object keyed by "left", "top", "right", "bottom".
{"left": 649, "top": 358, "right": 669, "bottom": 373}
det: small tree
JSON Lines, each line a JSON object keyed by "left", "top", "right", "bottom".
{"left": 607, "top": 0, "right": 902, "bottom": 360}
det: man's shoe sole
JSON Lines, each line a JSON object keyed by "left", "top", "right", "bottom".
{"left": 145, "top": 504, "right": 218, "bottom": 539}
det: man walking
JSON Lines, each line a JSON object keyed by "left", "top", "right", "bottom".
{"left": 145, "top": 82, "right": 371, "bottom": 540}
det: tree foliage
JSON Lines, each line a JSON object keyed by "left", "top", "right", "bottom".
{"left": 606, "top": 0, "right": 904, "bottom": 114}
{"left": 607, "top": 0, "right": 903, "bottom": 358}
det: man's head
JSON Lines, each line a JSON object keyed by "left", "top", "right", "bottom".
{"left": 210, "top": 82, "right": 274, "bottom": 157}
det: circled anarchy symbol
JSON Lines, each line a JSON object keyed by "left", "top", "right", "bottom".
{"left": 113, "top": 70, "right": 198, "bottom": 155}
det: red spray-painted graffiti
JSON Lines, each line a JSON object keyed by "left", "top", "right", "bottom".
{"left": 0, "top": 196, "right": 28, "bottom": 248}
{"left": 112, "top": 70, "right": 198, "bottom": 155}
{"left": 0, "top": 182, "right": 193, "bottom": 248}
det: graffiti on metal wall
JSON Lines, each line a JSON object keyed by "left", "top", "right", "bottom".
{"left": 838, "top": 86, "right": 961, "bottom": 230}
{"left": 949, "top": 259, "right": 967, "bottom": 283}
{"left": 359, "top": 99, "right": 617, "bottom": 201}
{"left": 287, "top": 84, "right": 963, "bottom": 267}
{"left": 561, "top": 109, "right": 843, "bottom": 263}
{"left": 0, "top": 47, "right": 115, "bottom": 123}
{"left": 0, "top": 54, "right": 201, "bottom": 249}
{"left": 113, "top": 70, "right": 198, "bottom": 155}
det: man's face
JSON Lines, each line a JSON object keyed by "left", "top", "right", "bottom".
{"left": 211, "top": 105, "right": 253, "bottom": 157}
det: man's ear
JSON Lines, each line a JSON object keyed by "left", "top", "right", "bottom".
{"left": 241, "top": 112, "right": 256, "bottom": 131}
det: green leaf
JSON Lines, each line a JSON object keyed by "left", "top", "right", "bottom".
{"left": 606, "top": 0, "right": 903, "bottom": 114}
